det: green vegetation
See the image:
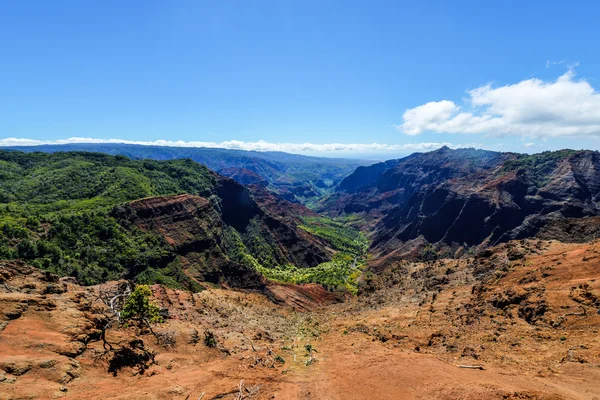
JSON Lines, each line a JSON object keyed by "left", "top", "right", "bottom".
{"left": 501, "top": 150, "right": 579, "bottom": 187}
{"left": 224, "top": 217, "right": 369, "bottom": 294}
{"left": 0, "top": 150, "right": 369, "bottom": 293}
{"left": 255, "top": 253, "right": 365, "bottom": 294}
{"left": 0, "top": 151, "right": 216, "bottom": 214}
{"left": 298, "top": 216, "right": 368, "bottom": 256}
{"left": 331, "top": 213, "right": 365, "bottom": 224}
{"left": 10, "top": 143, "right": 365, "bottom": 206}
{"left": 222, "top": 224, "right": 281, "bottom": 274}
{"left": 274, "top": 355, "right": 285, "bottom": 364}
{"left": 240, "top": 217, "right": 287, "bottom": 268}
{"left": 203, "top": 330, "right": 217, "bottom": 348}
{"left": 6, "top": 209, "right": 173, "bottom": 285}
{"left": 135, "top": 257, "right": 205, "bottom": 293}
{"left": 418, "top": 244, "right": 439, "bottom": 261}
{"left": 121, "top": 285, "right": 163, "bottom": 325}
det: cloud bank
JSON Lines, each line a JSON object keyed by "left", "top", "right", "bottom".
{"left": 0, "top": 137, "right": 478, "bottom": 154}
{"left": 399, "top": 68, "right": 600, "bottom": 137}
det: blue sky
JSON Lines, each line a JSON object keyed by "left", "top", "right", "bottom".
{"left": 2, "top": 0, "right": 600, "bottom": 159}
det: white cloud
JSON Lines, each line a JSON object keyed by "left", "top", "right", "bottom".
{"left": 402, "top": 100, "right": 459, "bottom": 136}
{"left": 0, "top": 137, "right": 479, "bottom": 155}
{"left": 523, "top": 142, "right": 535, "bottom": 148}
{"left": 398, "top": 67, "right": 600, "bottom": 138}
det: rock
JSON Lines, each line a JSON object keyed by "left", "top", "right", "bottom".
{"left": 518, "top": 299, "right": 548, "bottom": 324}
{"left": 5, "top": 304, "right": 27, "bottom": 320}
{"left": 56, "top": 341, "right": 86, "bottom": 357}
{"left": 59, "top": 276, "right": 78, "bottom": 285}
{"left": 43, "top": 283, "right": 65, "bottom": 295}
{"left": 121, "top": 189, "right": 333, "bottom": 290}
{"left": 253, "top": 329, "right": 274, "bottom": 343}
{"left": 490, "top": 288, "right": 528, "bottom": 310}
{"left": 41, "top": 271, "right": 59, "bottom": 283}
{"left": 562, "top": 349, "right": 589, "bottom": 364}
{"left": 59, "top": 359, "right": 81, "bottom": 384}
{"left": 20, "top": 283, "right": 37, "bottom": 290}
{"left": 168, "top": 385, "right": 185, "bottom": 395}
{"left": 39, "top": 360, "right": 57, "bottom": 369}
{"left": 2, "top": 361, "right": 32, "bottom": 376}
{"left": 39, "top": 299, "right": 57, "bottom": 311}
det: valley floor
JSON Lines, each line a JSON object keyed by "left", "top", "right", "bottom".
{"left": 1, "top": 239, "right": 600, "bottom": 399}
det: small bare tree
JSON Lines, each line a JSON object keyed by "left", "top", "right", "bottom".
{"left": 96, "top": 281, "right": 132, "bottom": 350}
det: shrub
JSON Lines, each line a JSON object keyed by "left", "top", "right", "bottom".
{"left": 204, "top": 330, "right": 217, "bottom": 348}
{"left": 25, "top": 216, "right": 41, "bottom": 230}
{"left": 121, "top": 285, "right": 163, "bottom": 326}
{"left": 17, "top": 240, "right": 38, "bottom": 259}
{"left": 274, "top": 355, "right": 285, "bottom": 364}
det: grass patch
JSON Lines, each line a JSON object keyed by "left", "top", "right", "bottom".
{"left": 298, "top": 216, "right": 368, "bottom": 256}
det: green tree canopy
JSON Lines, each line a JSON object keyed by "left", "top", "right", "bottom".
{"left": 121, "top": 285, "right": 162, "bottom": 325}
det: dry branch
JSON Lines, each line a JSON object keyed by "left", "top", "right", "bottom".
{"left": 457, "top": 365, "right": 485, "bottom": 370}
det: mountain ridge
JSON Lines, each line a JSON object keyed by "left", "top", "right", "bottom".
{"left": 0, "top": 143, "right": 370, "bottom": 205}
{"left": 320, "top": 146, "right": 600, "bottom": 264}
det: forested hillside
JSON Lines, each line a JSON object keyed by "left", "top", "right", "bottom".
{"left": 0, "top": 150, "right": 366, "bottom": 291}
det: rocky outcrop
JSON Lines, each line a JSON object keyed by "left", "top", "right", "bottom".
{"left": 321, "top": 147, "right": 600, "bottom": 258}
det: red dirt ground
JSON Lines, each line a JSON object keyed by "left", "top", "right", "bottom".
{"left": 1, "top": 239, "right": 600, "bottom": 399}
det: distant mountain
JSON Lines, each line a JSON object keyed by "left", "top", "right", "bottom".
{"left": 320, "top": 146, "right": 600, "bottom": 262}
{"left": 1, "top": 144, "right": 369, "bottom": 205}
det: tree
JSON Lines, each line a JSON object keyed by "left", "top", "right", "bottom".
{"left": 17, "top": 239, "right": 38, "bottom": 259}
{"left": 93, "top": 283, "right": 159, "bottom": 375}
{"left": 121, "top": 285, "right": 162, "bottom": 327}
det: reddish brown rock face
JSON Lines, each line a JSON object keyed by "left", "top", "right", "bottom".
{"left": 128, "top": 194, "right": 222, "bottom": 251}
{"left": 120, "top": 192, "right": 264, "bottom": 290}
